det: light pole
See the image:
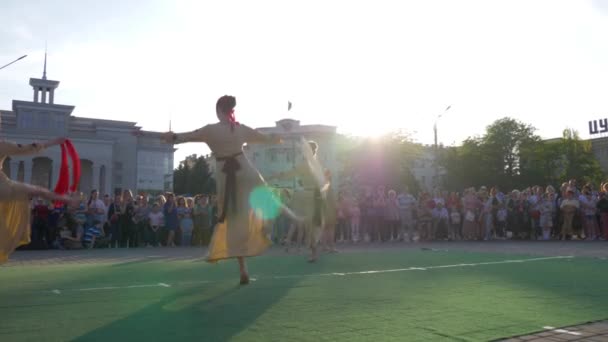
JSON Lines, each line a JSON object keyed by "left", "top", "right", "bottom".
{"left": 0, "top": 55, "right": 27, "bottom": 71}
{"left": 433, "top": 105, "right": 451, "bottom": 190}
{"left": 434, "top": 105, "right": 451, "bottom": 150}
{"left": 288, "top": 101, "right": 296, "bottom": 190}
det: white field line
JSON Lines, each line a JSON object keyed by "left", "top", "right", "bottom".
{"left": 272, "top": 255, "right": 574, "bottom": 279}
{"left": 49, "top": 255, "right": 573, "bottom": 294}
{"left": 543, "top": 326, "right": 583, "bottom": 336}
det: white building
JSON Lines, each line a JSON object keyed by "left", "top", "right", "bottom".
{"left": 410, "top": 146, "right": 446, "bottom": 192}
{"left": 208, "top": 119, "right": 338, "bottom": 189}
{"left": 0, "top": 67, "right": 174, "bottom": 196}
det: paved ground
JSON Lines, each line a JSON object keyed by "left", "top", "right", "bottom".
{"left": 5, "top": 240, "right": 608, "bottom": 267}
{"left": 497, "top": 320, "right": 608, "bottom": 341}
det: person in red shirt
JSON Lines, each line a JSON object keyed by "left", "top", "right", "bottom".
{"left": 32, "top": 198, "right": 51, "bottom": 248}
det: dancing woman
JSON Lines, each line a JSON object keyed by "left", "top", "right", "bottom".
{"left": 269, "top": 141, "right": 330, "bottom": 262}
{"left": 0, "top": 134, "right": 77, "bottom": 263}
{"left": 161, "top": 95, "right": 284, "bottom": 284}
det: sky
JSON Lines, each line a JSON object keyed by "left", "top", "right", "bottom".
{"left": 1, "top": 0, "right": 608, "bottom": 167}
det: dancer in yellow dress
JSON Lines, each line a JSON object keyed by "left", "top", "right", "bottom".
{"left": 162, "top": 95, "right": 289, "bottom": 284}
{"left": 0, "top": 133, "right": 77, "bottom": 264}
{"left": 269, "top": 140, "right": 331, "bottom": 262}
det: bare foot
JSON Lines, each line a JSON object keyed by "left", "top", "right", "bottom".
{"left": 240, "top": 274, "right": 250, "bottom": 285}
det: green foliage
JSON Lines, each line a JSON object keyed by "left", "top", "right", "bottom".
{"left": 336, "top": 130, "right": 422, "bottom": 194}
{"left": 173, "top": 154, "right": 216, "bottom": 195}
{"left": 557, "top": 129, "right": 604, "bottom": 185}
{"left": 441, "top": 118, "right": 604, "bottom": 190}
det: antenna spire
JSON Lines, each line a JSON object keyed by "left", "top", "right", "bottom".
{"left": 42, "top": 43, "right": 48, "bottom": 80}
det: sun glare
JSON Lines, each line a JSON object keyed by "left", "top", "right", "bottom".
{"left": 346, "top": 122, "right": 392, "bottom": 139}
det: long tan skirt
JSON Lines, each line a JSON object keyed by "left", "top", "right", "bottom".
{"left": 206, "top": 155, "right": 272, "bottom": 262}
{"left": 291, "top": 189, "right": 324, "bottom": 248}
{"left": 0, "top": 196, "right": 31, "bottom": 264}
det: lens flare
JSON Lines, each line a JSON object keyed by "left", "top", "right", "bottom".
{"left": 248, "top": 186, "right": 282, "bottom": 220}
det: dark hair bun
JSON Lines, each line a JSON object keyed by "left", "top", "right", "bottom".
{"left": 216, "top": 95, "right": 236, "bottom": 115}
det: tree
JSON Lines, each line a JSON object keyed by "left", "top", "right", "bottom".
{"left": 558, "top": 129, "right": 604, "bottom": 185}
{"left": 189, "top": 155, "right": 215, "bottom": 194}
{"left": 173, "top": 162, "right": 189, "bottom": 194}
{"left": 439, "top": 137, "right": 490, "bottom": 190}
{"left": 440, "top": 117, "right": 545, "bottom": 190}
{"left": 479, "top": 117, "right": 540, "bottom": 189}
{"left": 338, "top": 130, "right": 422, "bottom": 194}
{"left": 441, "top": 118, "right": 605, "bottom": 191}
{"left": 518, "top": 139, "right": 563, "bottom": 187}
{"left": 173, "top": 154, "right": 216, "bottom": 195}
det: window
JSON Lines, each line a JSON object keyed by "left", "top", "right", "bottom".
{"left": 39, "top": 114, "right": 50, "bottom": 128}
{"left": 136, "top": 151, "right": 171, "bottom": 191}
{"left": 54, "top": 115, "right": 66, "bottom": 129}
{"left": 18, "top": 112, "right": 35, "bottom": 128}
{"left": 267, "top": 149, "right": 277, "bottom": 162}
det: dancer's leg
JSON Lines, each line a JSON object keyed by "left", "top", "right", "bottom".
{"left": 308, "top": 225, "right": 320, "bottom": 262}
{"left": 238, "top": 256, "right": 249, "bottom": 284}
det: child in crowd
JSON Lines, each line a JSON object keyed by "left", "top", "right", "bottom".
{"left": 539, "top": 193, "right": 555, "bottom": 240}
{"left": 83, "top": 220, "right": 105, "bottom": 249}
{"left": 147, "top": 203, "right": 164, "bottom": 247}
{"left": 449, "top": 208, "right": 461, "bottom": 240}
{"left": 432, "top": 202, "right": 449, "bottom": 240}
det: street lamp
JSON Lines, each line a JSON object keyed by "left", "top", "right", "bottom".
{"left": 433, "top": 105, "right": 451, "bottom": 190}
{"left": 434, "top": 105, "right": 451, "bottom": 150}
{"left": 0, "top": 55, "right": 27, "bottom": 71}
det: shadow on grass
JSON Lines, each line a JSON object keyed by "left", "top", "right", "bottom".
{"left": 71, "top": 259, "right": 305, "bottom": 341}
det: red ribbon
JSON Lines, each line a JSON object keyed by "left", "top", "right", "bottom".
{"left": 65, "top": 140, "right": 81, "bottom": 193}
{"left": 53, "top": 139, "right": 81, "bottom": 206}
{"left": 227, "top": 111, "right": 239, "bottom": 132}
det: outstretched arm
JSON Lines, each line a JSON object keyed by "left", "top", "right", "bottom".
{"left": 0, "top": 179, "right": 76, "bottom": 204}
{"left": 160, "top": 126, "right": 208, "bottom": 145}
{"left": 0, "top": 138, "right": 64, "bottom": 156}
{"left": 242, "top": 125, "right": 282, "bottom": 145}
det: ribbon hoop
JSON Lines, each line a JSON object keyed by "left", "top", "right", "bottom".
{"left": 53, "top": 139, "right": 81, "bottom": 206}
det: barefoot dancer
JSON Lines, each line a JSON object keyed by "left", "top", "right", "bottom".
{"left": 161, "top": 95, "right": 286, "bottom": 285}
{"left": 0, "top": 134, "right": 77, "bottom": 263}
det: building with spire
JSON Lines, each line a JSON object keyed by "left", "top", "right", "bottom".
{"left": 0, "top": 55, "right": 174, "bottom": 195}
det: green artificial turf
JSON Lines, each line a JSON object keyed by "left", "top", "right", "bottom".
{"left": 1, "top": 250, "right": 607, "bottom": 341}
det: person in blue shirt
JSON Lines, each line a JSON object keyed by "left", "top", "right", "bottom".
{"left": 163, "top": 193, "right": 179, "bottom": 247}
{"left": 83, "top": 220, "right": 104, "bottom": 249}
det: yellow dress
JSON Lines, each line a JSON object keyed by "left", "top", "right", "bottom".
{"left": 175, "top": 123, "right": 275, "bottom": 262}
{"left": 0, "top": 140, "right": 44, "bottom": 264}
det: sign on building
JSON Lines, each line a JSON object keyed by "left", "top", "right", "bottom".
{"left": 589, "top": 119, "right": 608, "bottom": 136}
